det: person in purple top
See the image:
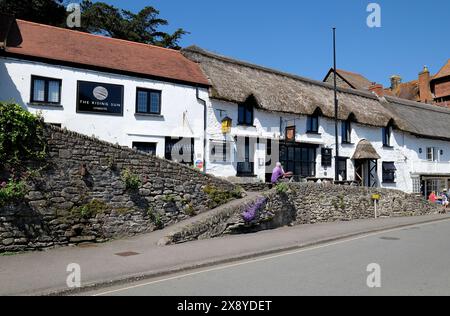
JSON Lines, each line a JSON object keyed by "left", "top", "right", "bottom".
{"left": 271, "top": 162, "right": 286, "bottom": 184}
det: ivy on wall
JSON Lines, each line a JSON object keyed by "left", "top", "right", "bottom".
{"left": 0, "top": 102, "right": 47, "bottom": 169}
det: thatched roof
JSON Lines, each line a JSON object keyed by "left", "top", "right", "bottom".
{"left": 352, "top": 140, "right": 381, "bottom": 160}
{"left": 382, "top": 96, "right": 450, "bottom": 140}
{"left": 182, "top": 46, "right": 450, "bottom": 141}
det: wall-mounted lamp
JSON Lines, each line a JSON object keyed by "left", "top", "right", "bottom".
{"left": 419, "top": 148, "right": 422, "bottom": 154}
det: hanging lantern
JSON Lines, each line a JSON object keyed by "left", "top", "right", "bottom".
{"left": 221, "top": 117, "right": 232, "bottom": 134}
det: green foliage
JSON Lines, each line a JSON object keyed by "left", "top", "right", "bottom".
{"left": 184, "top": 203, "right": 196, "bottom": 217}
{"left": 0, "top": 0, "right": 67, "bottom": 26}
{"left": 161, "top": 194, "right": 177, "bottom": 203}
{"left": 71, "top": 199, "right": 108, "bottom": 219}
{"left": 1, "top": 0, "right": 187, "bottom": 49}
{"left": 79, "top": 1, "right": 188, "bottom": 49}
{"left": 147, "top": 208, "right": 163, "bottom": 229}
{"left": 203, "top": 185, "right": 242, "bottom": 208}
{"left": 0, "top": 102, "right": 47, "bottom": 169}
{"left": 0, "top": 179, "right": 26, "bottom": 207}
{"left": 121, "top": 168, "right": 141, "bottom": 190}
{"left": 275, "top": 182, "right": 289, "bottom": 194}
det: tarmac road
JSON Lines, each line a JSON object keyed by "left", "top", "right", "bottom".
{"left": 89, "top": 219, "right": 450, "bottom": 296}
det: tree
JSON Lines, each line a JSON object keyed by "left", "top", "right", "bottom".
{"left": 0, "top": 0, "right": 187, "bottom": 49}
{"left": 0, "top": 0, "right": 67, "bottom": 26}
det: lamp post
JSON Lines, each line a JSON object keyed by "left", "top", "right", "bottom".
{"left": 333, "top": 27, "right": 339, "bottom": 182}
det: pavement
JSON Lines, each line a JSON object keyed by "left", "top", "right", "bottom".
{"left": 0, "top": 212, "right": 449, "bottom": 296}
{"left": 86, "top": 218, "right": 450, "bottom": 296}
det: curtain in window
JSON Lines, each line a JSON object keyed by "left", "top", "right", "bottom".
{"left": 48, "top": 81, "right": 60, "bottom": 103}
{"left": 137, "top": 91, "right": 148, "bottom": 113}
{"left": 33, "top": 79, "right": 45, "bottom": 102}
{"left": 150, "top": 92, "right": 160, "bottom": 113}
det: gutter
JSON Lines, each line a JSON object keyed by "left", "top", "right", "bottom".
{"left": 196, "top": 87, "right": 207, "bottom": 173}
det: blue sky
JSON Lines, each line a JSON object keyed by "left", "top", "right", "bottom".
{"left": 91, "top": 0, "right": 449, "bottom": 87}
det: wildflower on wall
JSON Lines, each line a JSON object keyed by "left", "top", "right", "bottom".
{"left": 242, "top": 197, "right": 268, "bottom": 223}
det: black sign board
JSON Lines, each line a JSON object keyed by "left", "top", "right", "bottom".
{"left": 321, "top": 148, "right": 332, "bottom": 167}
{"left": 77, "top": 81, "right": 124, "bottom": 115}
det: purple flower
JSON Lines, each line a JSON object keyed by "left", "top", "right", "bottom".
{"left": 242, "top": 198, "right": 267, "bottom": 223}
{"left": 0, "top": 182, "right": 6, "bottom": 188}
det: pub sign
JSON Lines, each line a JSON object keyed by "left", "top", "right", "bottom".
{"left": 77, "top": 81, "right": 124, "bottom": 115}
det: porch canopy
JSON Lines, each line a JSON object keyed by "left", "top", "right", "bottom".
{"left": 352, "top": 139, "right": 381, "bottom": 160}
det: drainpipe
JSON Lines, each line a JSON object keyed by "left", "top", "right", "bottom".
{"left": 196, "top": 87, "right": 207, "bottom": 173}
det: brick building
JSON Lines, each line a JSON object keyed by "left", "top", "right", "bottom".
{"left": 323, "top": 60, "right": 450, "bottom": 108}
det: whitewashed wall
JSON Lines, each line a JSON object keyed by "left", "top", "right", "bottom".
{"left": 206, "top": 98, "right": 450, "bottom": 193}
{"left": 0, "top": 57, "right": 207, "bottom": 163}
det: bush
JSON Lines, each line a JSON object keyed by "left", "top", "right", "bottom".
{"left": 275, "top": 182, "right": 289, "bottom": 194}
{"left": 147, "top": 208, "right": 164, "bottom": 229}
{"left": 0, "top": 102, "right": 46, "bottom": 169}
{"left": 0, "top": 179, "right": 26, "bottom": 207}
{"left": 71, "top": 199, "right": 108, "bottom": 219}
{"left": 121, "top": 168, "right": 141, "bottom": 190}
{"left": 203, "top": 184, "right": 243, "bottom": 208}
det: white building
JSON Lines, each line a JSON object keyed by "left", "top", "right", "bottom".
{"left": 182, "top": 47, "right": 450, "bottom": 196}
{"left": 2, "top": 17, "right": 450, "bottom": 196}
{"left": 0, "top": 17, "right": 210, "bottom": 167}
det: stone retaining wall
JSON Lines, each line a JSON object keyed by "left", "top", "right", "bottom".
{"left": 0, "top": 125, "right": 240, "bottom": 253}
{"left": 165, "top": 183, "right": 439, "bottom": 245}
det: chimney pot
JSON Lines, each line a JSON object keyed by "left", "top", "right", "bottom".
{"left": 390, "top": 75, "right": 402, "bottom": 90}
{"left": 369, "top": 83, "right": 384, "bottom": 97}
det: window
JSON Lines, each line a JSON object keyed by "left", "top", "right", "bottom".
{"left": 342, "top": 120, "right": 351, "bottom": 143}
{"left": 31, "top": 76, "right": 61, "bottom": 104}
{"left": 280, "top": 143, "right": 317, "bottom": 179}
{"left": 136, "top": 88, "right": 161, "bottom": 114}
{"left": 165, "top": 137, "right": 194, "bottom": 165}
{"left": 382, "top": 125, "right": 392, "bottom": 147}
{"left": 337, "top": 157, "right": 348, "bottom": 181}
{"left": 237, "top": 137, "right": 254, "bottom": 176}
{"left": 307, "top": 115, "right": 319, "bottom": 133}
{"left": 321, "top": 148, "right": 332, "bottom": 167}
{"left": 412, "top": 177, "right": 421, "bottom": 194}
{"left": 427, "top": 147, "right": 439, "bottom": 162}
{"left": 382, "top": 162, "right": 397, "bottom": 183}
{"left": 238, "top": 103, "right": 254, "bottom": 126}
{"left": 210, "top": 141, "right": 229, "bottom": 162}
{"left": 132, "top": 142, "right": 157, "bottom": 155}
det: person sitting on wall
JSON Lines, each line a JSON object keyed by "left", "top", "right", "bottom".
{"left": 271, "top": 162, "right": 293, "bottom": 184}
{"left": 429, "top": 191, "right": 437, "bottom": 204}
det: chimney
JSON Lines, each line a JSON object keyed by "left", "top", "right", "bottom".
{"left": 419, "top": 66, "right": 433, "bottom": 103}
{"left": 390, "top": 75, "right": 402, "bottom": 91}
{"left": 369, "top": 82, "right": 384, "bottom": 97}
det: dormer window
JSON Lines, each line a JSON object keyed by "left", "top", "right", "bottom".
{"left": 306, "top": 114, "right": 319, "bottom": 133}
{"left": 342, "top": 120, "right": 352, "bottom": 144}
{"left": 238, "top": 103, "right": 254, "bottom": 126}
{"left": 382, "top": 124, "right": 393, "bottom": 147}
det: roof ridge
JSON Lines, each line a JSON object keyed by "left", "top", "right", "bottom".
{"left": 184, "top": 46, "right": 379, "bottom": 101}
{"left": 16, "top": 19, "right": 181, "bottom": 54}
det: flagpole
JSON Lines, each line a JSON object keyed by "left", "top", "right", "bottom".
{"left": 333, "top": 27, "right": 339, "bottom": 182}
